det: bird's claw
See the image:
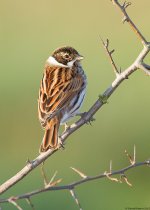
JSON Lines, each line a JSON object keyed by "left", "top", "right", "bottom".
{"left": 64, "top": 123, "right": 70, "bottom": 132}
{"left": 58, "top": 137, "right": 65, "bottom": 150}
{"left": 76, "top": 112, "right": 95, "bottom": 125}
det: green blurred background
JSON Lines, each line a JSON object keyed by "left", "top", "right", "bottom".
{"left": 0, "top": 0, "right": 150, "bottom": 209}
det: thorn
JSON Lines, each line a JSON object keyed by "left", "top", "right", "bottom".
{"left": 105, "top": 39, "right": 109, "bottom": 48}
{"left": 125, "top": 146, "right": 136, "bottom": 165}
{"left": 48, "top": 178, "right": 62, "bottom": 187}
{"left": 8, "top": 198, "right": 23, "bottom": 210}
{"left": 26, "top": 158, "right": 32, "bottom": 164}
{"left": 49, "top": 171, "right": 58, "bottom": 185}
{"left": 125, "top": 149, "right": 133, "bottom": 165}
{"left": 122, "top": 1, "right": 126, "bottom": 8}
{"left": 41, "top": 165, "right": 49, "bottom": 187}
{"left": 119, "top": 175, "right": 123, "bottom": 183}
{"left": 133, "top": 144, "right": 136, "bottom": 165}
{"left": 121, "top": 174, "right": 132, "bottom": 187}
{"left": 125, "top": 2, "right": 132, "bottom": 9}
{"left": 122, "top": 16, "right": 128, "bottom": 23}
{"left": 26, "top": 197, "right": 35, "bottom": 210}
{"left": 109, "top": 160, "right": 112, "bottom": 173}
{"left": 119, "top": 67, "right": 122, "bottom": 73}
{"left": 110, "top": 49, "right": 115, "bottom": 55}
{"left": 70, "top": 189, "right": 83, "bottom": 210}
{"left": 100, "top": 36, "right": 105, "bottom": 46}
{"left": 71, "top": 167, "right": 87, "bottom": 179}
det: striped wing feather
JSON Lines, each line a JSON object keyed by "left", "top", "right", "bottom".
{"left": 38, "top": 65, "right": 84, "bottom": 126}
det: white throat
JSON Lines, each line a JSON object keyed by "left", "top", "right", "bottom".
{"left": 47, "top": 56, "right": 68, "bottom": 67}
{"left": 67, "top": 59, "right": 77, "bottom": 68}
{"left": 47, "top": 56, "right": 77, "bottom": 68}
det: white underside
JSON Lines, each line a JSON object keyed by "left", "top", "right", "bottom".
{"left": 60, "top": 88, "right": 86, "bottom": 124}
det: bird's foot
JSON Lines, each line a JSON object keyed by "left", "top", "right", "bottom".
{"left": 64, "top": 123, "right": 70, "bottom": 132}
{"left": 58, "top": 137, "right": 65, "bottom": 150}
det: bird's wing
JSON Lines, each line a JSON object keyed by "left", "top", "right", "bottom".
{"left": 38, "top": 65, "right": 85, "bottom": 125}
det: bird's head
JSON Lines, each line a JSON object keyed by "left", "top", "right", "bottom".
{"left": 47, "top": 46, "right": 84, "bottom": 68}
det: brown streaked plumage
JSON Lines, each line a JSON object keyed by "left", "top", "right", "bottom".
{"left": 38, "top": 46, "right": 87, "bottom": 152}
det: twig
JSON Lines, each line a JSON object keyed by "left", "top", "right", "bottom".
{"left": 111, "top": 0, "right": 150, "bottom": 74}
{"left": 100, "top": 37, "right": 120, "bottom": 76}
{"left": 0, "top": 159, "right": 149, "bottom": 204}
{"left": 138, "top": 62, "right": 150, "bottom": 76}
{"left": 0, "top": 0, "right": 150, "bottom": 197}
{"left": 111, "top": 0, "right": 147, "bottom": 45}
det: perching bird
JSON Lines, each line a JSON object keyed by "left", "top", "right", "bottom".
{"left": 38, "top": 46, "right": 87, "bottom": 152}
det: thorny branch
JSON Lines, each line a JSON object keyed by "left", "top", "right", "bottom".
{"left": 0, "top": 0, "right": 150, "bottom": 209}
{"left": 100, "top": 38, "right": 120, "bottom": 76}
{"left": 111, "top": 0, "right": 147, "bottom": 45}
{"left": 0, "top": 147, "right": 150, "bottom": 206}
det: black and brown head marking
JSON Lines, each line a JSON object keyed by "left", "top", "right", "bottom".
{"left": 52, "top": 46, "right": 80, "bottom": 65}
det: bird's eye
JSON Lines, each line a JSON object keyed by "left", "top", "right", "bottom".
{"left": 64, "top": 54, "right": 69, "bottom": 59}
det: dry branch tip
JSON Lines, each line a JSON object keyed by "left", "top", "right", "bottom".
{"left": 125, "top": 146, "right": 136, "bottom": 165}
{"left": 109, "top": 160, "right": 112, "bottom": 173}
{"left": 70, "top": 189, "right": 83, "bottom": 210}
{"left": 8, "top": 198, "right": 23, "bottom": 210}
{"left": 101, "top": 37, "right": 120, "bottom": 76}
{"left": 26, "top": 198, "right": 35, "bottom": 210}
{"left": 71, "top": 167, "right": 87, "bottom": 179}
{"left": 122, "top": 1, "right": 132, "bottom": 10}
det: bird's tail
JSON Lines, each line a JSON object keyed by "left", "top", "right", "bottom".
{"left": 39, "top": 117, "right": 60, "bottom": 153}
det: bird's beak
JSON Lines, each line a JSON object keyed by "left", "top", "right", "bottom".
{"left": 76, "top": 55, "right": 84, "bottom": 61}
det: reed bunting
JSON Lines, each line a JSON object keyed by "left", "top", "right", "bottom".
{"left": 38, "top": 46, "right": 87, "bottom": 152}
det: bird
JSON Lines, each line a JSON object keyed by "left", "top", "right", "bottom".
{"left": 38, "top": 46, "right": 87, "bottom": 152}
